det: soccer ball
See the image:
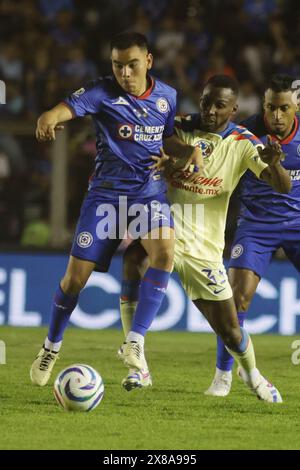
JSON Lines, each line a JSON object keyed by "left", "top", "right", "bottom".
{"left": 53, "top": 364, "right": 104, "bottom": 412}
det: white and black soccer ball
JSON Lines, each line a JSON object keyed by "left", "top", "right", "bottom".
{"left": 53, "top": 364, "right": 104, "bottom": 412}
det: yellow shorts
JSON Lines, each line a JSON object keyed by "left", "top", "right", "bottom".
{"left": 174, "top": 250, "right": 232, "bottom": 301}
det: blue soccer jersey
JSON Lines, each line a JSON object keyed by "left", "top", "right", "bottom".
{"left": 63, "top": 75, "right": 177, "bottom": 198}
{"left": 238, "top": 114, "right": 300, "bottom": 224}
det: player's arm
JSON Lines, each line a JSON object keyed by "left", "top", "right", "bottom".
{"left": 36, "top": 103, "right": 74, "bottom": 142}
{"left": 163, "top": 134, "right": 204, "bottom": 173}
{"left": 258, "top": 136, "right": 292, "bottom": 193}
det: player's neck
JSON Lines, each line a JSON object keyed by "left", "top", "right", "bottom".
{"left": 134, "top": 76, "right": 151, "bottom": 97}
{"left": 216, "top": 123, "right": 229, "bottom": 133}
{"left": 275, "top": 121, "right": 295, "bottom": 140}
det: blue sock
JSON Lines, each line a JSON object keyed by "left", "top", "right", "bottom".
{"left": 47, "top": 285, "right": 78, "bottom": 343}
{"left": 131, "top": 267, "right": 170, "bottom": 336}
{"left": 120, "top": 280, "right": 140, "bottom": 301}
{"left": 216, "top": 312, "right": 246, "bottom": 371}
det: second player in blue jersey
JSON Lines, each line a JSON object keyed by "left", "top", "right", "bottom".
{"left": 207, "top": 74, "right": 299, "bottom": 397}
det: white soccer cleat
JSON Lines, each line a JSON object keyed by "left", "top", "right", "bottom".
{"left": 122, "top": 367, "right": 152, "bottom": 392}
{"left": 238, "top": 367, "right": 283, "bottom": 403}
{"left": 204, "top": 371, "right": 232, "bottom": 397}
{"left": 118, "top": 341, "right": 144, "bottom": 370}
{"left": 30, "top": 347, "right": 59, "bottom": 386}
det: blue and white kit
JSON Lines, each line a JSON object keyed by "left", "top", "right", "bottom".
{"left": 229, "top": 114, "right": 300, "bottom": 277}
{"left": 63, "top": 75, "right": 176, "bottom": 270}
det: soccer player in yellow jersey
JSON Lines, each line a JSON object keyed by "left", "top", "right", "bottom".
{"left": 119, "top": 75, "right": 291, "bottom": 403}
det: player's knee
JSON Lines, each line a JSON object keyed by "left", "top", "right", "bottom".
{"left": 123, "top": 244, "right": 148, "bottom": 279}
{"left": 61, "top": 275, "right": 86, "bottom": 295}
{"left": 149, "top": 245, "right": 173, "bottom": 270}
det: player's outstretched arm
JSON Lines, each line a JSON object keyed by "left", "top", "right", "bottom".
{"left": 163, "top": 134, "right": 204, "bottom": 174}
{"left": 258, "top": 136, "right": 292, "bottom": 193}
{"left": 36, "top": 103, "right": 74, "bottom": 142}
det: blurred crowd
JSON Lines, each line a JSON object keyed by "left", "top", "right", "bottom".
{"left": 0, "top": 0, "right": 299, "bottom": 248}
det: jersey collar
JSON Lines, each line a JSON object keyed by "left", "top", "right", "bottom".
{"left": 264, "top": 115, "right": 299, "bottom": 144}
{"left": 131, "top": 76, "right": 155, "bottom": 100}
{"left": 113, "top": 75, "right": 155, "bottom": 100}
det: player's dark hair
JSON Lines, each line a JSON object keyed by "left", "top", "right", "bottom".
{"left": 265, "top": 74, "right": 295, "bottom": 93}
{"left": 110, "top": 32, "right": 149, "bottom": 52}
{"left": 204, "top": 74, "right": 239, "bottom": 96}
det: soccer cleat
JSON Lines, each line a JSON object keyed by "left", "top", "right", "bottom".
{"left": 237, "top": 367, "right": 283, "bottom": 403}
{"left": 122, "top": 367, "right": 152, "bottom": 392}
{"left": 204, "top": 371, "right": 232, "bottom": 397}
{"left": 30, "top": 347, "right": 59, "bottom": 386}
{"left": 118, "top": 341, "right": 144, "bottom": 370}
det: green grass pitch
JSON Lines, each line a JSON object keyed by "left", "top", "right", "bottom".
{"left": 0, "top": 326, "right": 300, "bottom": 450}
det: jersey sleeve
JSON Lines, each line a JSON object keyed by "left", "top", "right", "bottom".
{"left": 240, "top": 139, "right": 268, "bottom": 178}
{"left": 63, "top": 80, "right": 105, "bottom": 117}
{"left": 163, "top": 90, "right": 177, "bottom": 138}
{"left": 173, "top": 115, "right": 186, "bottom": 141}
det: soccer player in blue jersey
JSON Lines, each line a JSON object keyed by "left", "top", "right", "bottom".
{"left": 206, "top": 74, "right": 300, "bottom": 396}
{"left": 30, "top": 32, "right": 203, "bottom": 386}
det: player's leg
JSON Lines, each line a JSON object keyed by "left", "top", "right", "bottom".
{"left": 120, "top": 242, "right": 152, "bottom": 391}
{"left": 119, "top": 194, "right": 175, "bottom": 370}
{"left": 194, "top": 297, "right": 282, "bottom": 403}
{"left": 120, "top": 242, "right": 148, "bottom": 338}
{"left": 208, "top": 268, "right": 260, "bottom": 396}
{"left": 282, "top": 227, "right": 300, "bottom": 275}
{"left": 31, "top": 193, "right": 121, "bottom": 386}
{"left": 211, "top": 231, "right": 274, "bottom": 394}
{"left": 130, "top": 226, "right": 174, "bottom": 335}
{"left": 119, "top": 226, "right": 175, "bottom": 370}
{"left": 30, "top": 256, "right": 96, "bottom": 386}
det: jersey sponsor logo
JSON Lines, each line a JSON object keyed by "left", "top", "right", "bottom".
{"left": 73, "top": 87, "right": 85, "bottom": 97}
{"left": 156, "top": 97, "right": 169, "bottom": 113}
{"left": 118, "top": 124, "right": 134, "bottom": 139}
{"left": 117, "top": 124, "right": 164, "bottom": 142}
{"left": 77, "top": 231, "right": 93, "bottom": 248}
{"left": 168, "top": 168, "right": 223, "bottom": 195}
{"left": 288, "top": 169, "right": 300, "bottom": 180}
{"left": 231, "top": 244, "right": 244, "bottom": 259}
{"left": 112, "top": 97, "right": 130, "bottom": 106}
{"left": 194, "top": 139, "right": 214, "bottom": 158}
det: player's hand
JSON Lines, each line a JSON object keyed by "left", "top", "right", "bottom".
{"left": 36, "top": 112, "right": 64, "bottom": 142}
{"left": 182, "top": 146, "right": 204, "bottom": 181}
{"left": 149, "top": 147, "right": 171, "bottom": 172}
{"left": 257, "top": 135, "right": 285, "bottom": 167}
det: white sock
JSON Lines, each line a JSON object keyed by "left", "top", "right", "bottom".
{"left": 44, "top": 337, "right": 62, "bottom": 352}
{"left": 216, "top": 367, "right": 232, "bottom": 378}
{"left": 126, "top": 331, "right": 145, "bottom": 346}
{"left": 248, "top": 367, "right": 261, "bottom": 387}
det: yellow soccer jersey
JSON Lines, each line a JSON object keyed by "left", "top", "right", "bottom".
{"left": 167, "top": 115, "right": 268, "bottom": 262}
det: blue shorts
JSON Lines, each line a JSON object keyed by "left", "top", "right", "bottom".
{"left": 229, "top": 220, "right": 300, "bottom": 278}
{"left": 71, "top": 191, "right": 174, "bottom": 272}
